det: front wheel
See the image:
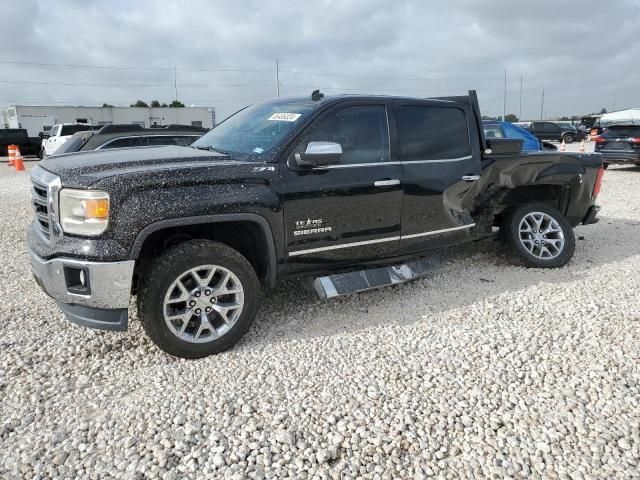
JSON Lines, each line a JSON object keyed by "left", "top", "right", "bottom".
{"left": 563, "top": 133, "right": 575, "bottom": 144}
{"left": 137, "top": 240, "right": 260, "bottom": 358}
{"left": 502, "top": 204, "right": 575, "bottom": 268}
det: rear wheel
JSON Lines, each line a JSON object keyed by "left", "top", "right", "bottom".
{"left": 137, "top": 240, "right": 260, "bottom": 358}
{"left": 502, "top": 204, "right": 575, "bottom": 268}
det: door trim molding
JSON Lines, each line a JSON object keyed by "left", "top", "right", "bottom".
{"left": 288, "top": 223, "right": 475, "bottom": 256}
{"left": 289, "top": 236, "right": 401, "bottom": 257}
{"left": 401, "top": 223, "right": 475, "bottom": 240}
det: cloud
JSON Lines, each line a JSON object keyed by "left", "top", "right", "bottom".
{"left": 1, "top": 0, "right": 639, "bottom": 119}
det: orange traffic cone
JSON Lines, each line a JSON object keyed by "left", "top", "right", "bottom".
{"left": 7, "top": 144, "right": 16, "bottom": 166}
{"left": 13, "top": 146, "right": 25, "bottom": 171}
{"left": 579, "top": 140, "right": 585, "bottom": 152}
{"left": 560, "top": 139, "right": 566, "bottom": 152}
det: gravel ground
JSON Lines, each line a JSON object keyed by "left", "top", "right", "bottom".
{"left": 1, "top": 157, "right": 639, "bottom": 479}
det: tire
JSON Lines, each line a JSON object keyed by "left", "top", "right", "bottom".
{"left": 502, "top": 204, "right": 575, "bottom": 268}
{"left": 562, "top": 133, "right": 575, "bottom": 144}
{"left": 137, "top": 240, "right": 260, "bottom": 358}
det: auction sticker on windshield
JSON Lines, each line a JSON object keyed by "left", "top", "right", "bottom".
{"left": 268, "top": 113, "right": 301, "bottom": 122}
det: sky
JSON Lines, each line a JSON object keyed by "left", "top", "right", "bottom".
{"left": 1, "top": 0, "right": 639, "bottom": 121}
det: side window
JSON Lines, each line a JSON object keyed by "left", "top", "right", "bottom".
{"left": 100, "top": 137, "right": 141, "bottom": 149}
{"left": 483, "top": 125, "right": 504, "bottom": 139}
{"left": 545, "top": 122, "right": 560, "bottom": 132}
{"left": 293, "top": 105, "right": 389, "bottom": 165}
{"left": 176, "top": 136, "right": 198, "bottom": 146}
{"left": 398, "top": 106, "right": 471, "bottom": 161}
{"left": 147, "top": 136, "right": 179, "bottom": 146}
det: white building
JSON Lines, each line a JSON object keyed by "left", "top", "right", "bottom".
{"left": 600, "top": 108, "right": 640, "bottom": 126}
{"left": 2, "top": 105, "right": 216, "bottom": 137}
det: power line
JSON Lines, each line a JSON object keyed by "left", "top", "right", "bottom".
{"left": 279, "top": 69, "right": 502, "bottom": 82}
{"left": 0, "top": 79, "right": 274, "bottom": 88}
{"left": 0, "top": 59, "right": 274, "bottom": 73}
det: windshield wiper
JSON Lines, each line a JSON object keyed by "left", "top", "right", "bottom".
{"left": 191, "top": 145, "right": 230, "bottom": 157}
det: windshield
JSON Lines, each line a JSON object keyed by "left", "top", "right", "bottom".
{"left": 54, "top": 132, "right": 93, "bottom": 154}
{"left": 60, "top": 124, "right": 94, "bottom": 136}
{"left": 191, "top": 100, "right": 318, "bottom": 161}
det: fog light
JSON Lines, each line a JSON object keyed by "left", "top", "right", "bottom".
{"left": 64, "top": 266, "right": 91, "bottom": 294}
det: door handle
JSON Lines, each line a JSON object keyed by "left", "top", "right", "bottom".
{"left": 374, "top": 179, "right": 400, "bottom": 187}
{"left": 461, "top": 175, "right": 480, "bottom": 182}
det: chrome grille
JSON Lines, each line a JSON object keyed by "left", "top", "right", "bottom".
{"left": 30, "top": 167, "right": 61, "bottom": 241}
{"left": 31, "top": 179, "right": 50, "bottom": 239}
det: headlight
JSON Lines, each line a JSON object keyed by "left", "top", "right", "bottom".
{"left": 59, "top": 189, "right": 110, "bottom": 236}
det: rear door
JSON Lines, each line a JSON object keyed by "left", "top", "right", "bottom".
{"left": 394, "top": 101, "right": 481, "bottom": 254}
{"left": 280, "top": 101, "right": 403, "bottom": 272}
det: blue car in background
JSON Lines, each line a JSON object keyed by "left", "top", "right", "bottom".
{"left": 483, "top": 121, "right": 550, "bottom": 152}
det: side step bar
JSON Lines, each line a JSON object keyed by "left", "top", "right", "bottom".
{"left": 311, "top": 256, "right": 442, "bottom": 299}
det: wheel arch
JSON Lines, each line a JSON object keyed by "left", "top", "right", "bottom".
{"left": 130, "top": 214, "right": 277, "bottom": 288}
{"left": 493, "top": 183, "right": 569, "bottom": 225}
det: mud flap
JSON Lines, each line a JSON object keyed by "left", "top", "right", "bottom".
{"left": 311, "top": 256, "right": 442, "bottom": 299}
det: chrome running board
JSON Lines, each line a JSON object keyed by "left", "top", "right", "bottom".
{"left": 311, "top": 256, "right": 442, "bottom": 299}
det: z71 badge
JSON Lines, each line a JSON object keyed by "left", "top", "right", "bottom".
{"left": 293, "top": 218, "right": 332, "bottom": 236}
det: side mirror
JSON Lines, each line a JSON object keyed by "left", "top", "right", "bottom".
{"left": 295, "top": 141, "right": 342, "bottom": 168}
{"left": 39, "top": 132, "right": 49, "bottom": 139}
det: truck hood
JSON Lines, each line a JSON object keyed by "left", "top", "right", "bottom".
{"left": 39, "top": 145, "right": 247, "bottom": 186}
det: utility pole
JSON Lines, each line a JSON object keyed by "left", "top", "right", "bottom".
{"left": 502, "top": 68, "right": 507, "bottom": 121}
{"left": 174, "top": 66, "right": 178, "bottom": 102}
{"left": 540, "top": 89, "right": 545, "bottom": 120}
{"left": 519, "top": 75, "right": 523, "bottom": 120}
{"left": 276, "top": 59, "right": 280, "bottom": 98}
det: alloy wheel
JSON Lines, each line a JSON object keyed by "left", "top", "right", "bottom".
{"left": 518, "top": 211, "right": 565, "bottom": 260}
{"left": 163, "top": 265, "right": 244, "bottom": 343}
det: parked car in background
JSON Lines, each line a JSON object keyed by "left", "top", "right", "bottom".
{"left": 483, "top": 121, "right": 546, "bottom": 151}
{"left": 527, "top": 121, "right": 582, "bottom": 143}
{"left": 51, "top": 125, "right": 203, "bottom": 156}
{"left": 0, "top": 128, "right": 41, "bottom": 156}
{"left": 40, "top": 123, "right": 95, "bottom": 158}
{"left": 594, "top": 124, "right": 640, "bottom": 166}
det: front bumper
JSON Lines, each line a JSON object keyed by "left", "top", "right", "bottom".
{"left": 29, "top": 248, "right": 134, "bottom": 331}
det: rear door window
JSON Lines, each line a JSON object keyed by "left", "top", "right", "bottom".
{"left": 398, "top": 105, "right": 471, "bottom": 161}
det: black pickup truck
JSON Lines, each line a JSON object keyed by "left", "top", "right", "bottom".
{"left": 28, "top": 91, "right": 603, "bottom": 358}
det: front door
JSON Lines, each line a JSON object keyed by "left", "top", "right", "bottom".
{"left": 280, "top": 103, "right": 403, "bottom": 273}
{"left": 394, "top": 102, "right": 481, "bottom": 254}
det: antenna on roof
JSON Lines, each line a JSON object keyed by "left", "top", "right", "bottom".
{"left": 311, "top": 90, "right": 324, "bottom": 101}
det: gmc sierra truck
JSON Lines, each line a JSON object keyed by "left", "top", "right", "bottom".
{"left": 28, "top": 91, "right": 604, "bottom": 358}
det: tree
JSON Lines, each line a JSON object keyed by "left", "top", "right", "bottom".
{"left": 130, "top": 100, "right": 149, "bottom": 107}
{"left": 600, "top": 108, "right": 608, "bottom": 114}
{"left": 169, "top": 100, "right": 185, "bottom": 108}
{"left": 504, "top": 114, "right": 519, "bottom": 123}
{"left": 150, "top": 100, "right": 161, "bottom": 107}
{"left": 101, "top": 103, "right": 114, "bottom": 107}
{"left": 160, "top": 103, "right": 168, "bottom": 107}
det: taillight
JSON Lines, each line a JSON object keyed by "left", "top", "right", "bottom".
{"left": 630, "top": 137, "right": 640, "bottom": 144}
{"left": 592, "top": 167, "right": 605, "bottom": 199}
{"left": 593, "top": 135, "right": 606, "bottom": 144}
